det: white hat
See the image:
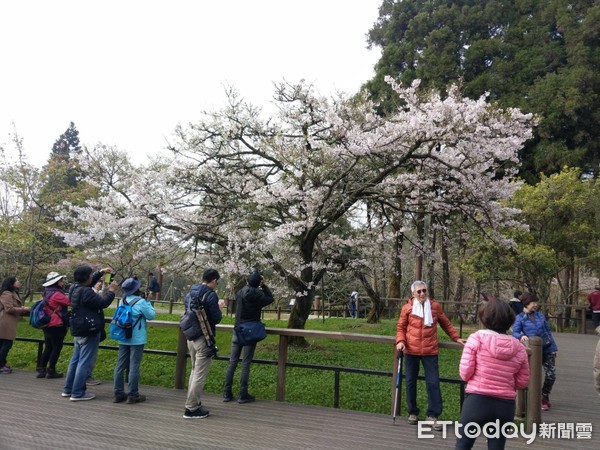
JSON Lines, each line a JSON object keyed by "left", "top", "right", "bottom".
{"left": 43, "top": 272, "right": 66, "bottom": 287}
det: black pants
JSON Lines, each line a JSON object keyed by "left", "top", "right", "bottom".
{"left": 40, "top": 327, "right": 68, "bottom": 370}
{"left": 455, "top": 393, "right": 515, "bottom": 450}
{"left": 0, "top": 338, "right": 14, "bottom": 367}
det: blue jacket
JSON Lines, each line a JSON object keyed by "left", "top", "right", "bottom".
{"left": 512, "top": 311, "right": 558, "bottom": 354}
{"left": 118, "top": 295, "right": 156, "bottom": 346}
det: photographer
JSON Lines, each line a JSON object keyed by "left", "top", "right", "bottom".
{"left": 223, "top": 270, "right": 273, "bottom": 404}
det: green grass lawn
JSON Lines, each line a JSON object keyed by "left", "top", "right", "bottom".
{"left": 11, "top": 312, "right": 468, "bottom": 421}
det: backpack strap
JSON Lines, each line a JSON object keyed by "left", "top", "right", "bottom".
{"left": 127, "top": 297, "right": 144, "bottom": 330}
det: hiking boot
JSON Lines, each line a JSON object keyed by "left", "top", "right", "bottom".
{"left": 86, "top": 377, "right": 101, "bottom": 386}
{"left": 126, "top": 394, "right": 146, "bottom": 404}
{"left": 238, "top": 394, "right": 256, "bottom": 404}
{"left": 70, "top": 392, "right": 96, "bottom": 401}
{"left": 426, "top": 416, "right": 443, "bottom": 431}
{"left": 223, "top": 391, "right": 235, "bottom": 402}
{"left": 113, "top": 393, "right": 128, "bottom": 403}
{"left": 36, "top": 367, "right": 47, "bottom": 378}
{"left": 46, "top": 369, "right": 63, "bottom": 379}
{"left": 407, "top": 414, "right": 418, "bottom": 425}
{"left": 183, "top": 406, "right": 210, "bottom": 419}
{"left": 0, "top": 366, "right": 13, "bottom": 374}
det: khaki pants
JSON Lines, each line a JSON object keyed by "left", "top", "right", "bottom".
{"left": 185, "top": 337, "right": 213, "bottom": 411}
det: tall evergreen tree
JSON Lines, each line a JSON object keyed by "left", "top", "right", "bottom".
{"left": 366, "top": 0, "right": 600, "bottom": 181}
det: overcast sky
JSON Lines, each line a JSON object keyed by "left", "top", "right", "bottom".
{"left": 0, "top": 0, "right": 382, "bottom": 167}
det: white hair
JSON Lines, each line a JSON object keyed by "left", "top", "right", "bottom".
{"left": 411, "top": 280, "right": 427, "bottom": 292}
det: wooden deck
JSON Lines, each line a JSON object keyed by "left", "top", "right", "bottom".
{"left": 1, "top": 332, "right": 598, "bottom": 449}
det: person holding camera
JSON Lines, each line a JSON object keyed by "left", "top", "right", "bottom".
{"left": 223, "top": 270, "right": 274, "bottom": 404}
{"left": 62, "top": 265, "right": 117, "bottom": 401}
{"left": 182, "top": 268, "right": 223, "bottom": 419}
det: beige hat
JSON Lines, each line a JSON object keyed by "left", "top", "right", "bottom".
{"left": 43, "top": 271, "right": 66, "bottom": 287}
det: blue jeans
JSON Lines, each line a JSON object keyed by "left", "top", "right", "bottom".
{"left": 223, "top": 332, "right": 257, "bottom": 396}
{"left": 113, "top": 344, "right": 144, "bottom": 396}
{"left": 63, "top": 333, "right": 101, "bottom": 398}
{"left": 404, "top": 354, "right": 442, "bottom": 417}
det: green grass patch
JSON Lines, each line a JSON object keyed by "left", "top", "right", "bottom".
{"left": 12, "top": 313, "right": 467, "bottom": 420}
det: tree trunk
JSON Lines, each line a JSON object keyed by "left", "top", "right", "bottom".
{"left": 427, "top": 226, "right": 436, "bottom": 299}
{"left": 387, "top": 232, "right": 403, "bottom": 298}
{"left": 441, "top": 230, "right": 450, "bottom": 302}
{"left": 357, "top": 271, "right": 383, "bottom": 323}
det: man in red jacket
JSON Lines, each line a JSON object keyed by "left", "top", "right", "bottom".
{"left": 395, "top": 280, "right": 466, "bottom": 430}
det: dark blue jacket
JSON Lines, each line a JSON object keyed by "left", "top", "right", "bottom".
{"left": 184, "top": 283, "right": 222, "bottom": 335}
{"left": 234, "top": 285, "right": 274, "bottom": 326}
{"left": 512, "top": 311, "right": 558, "bottom": 354}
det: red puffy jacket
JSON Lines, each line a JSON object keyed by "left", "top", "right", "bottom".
{"left": 395, "top": 297, "right": 460, "bottom": 356}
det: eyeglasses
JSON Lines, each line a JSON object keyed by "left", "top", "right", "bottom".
{"left": 416, "top": 289, "right": 427, "bottom": 294}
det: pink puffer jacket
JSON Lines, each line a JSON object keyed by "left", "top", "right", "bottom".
{"left": 459, "top": 330, "right": 530, "bottom": 399}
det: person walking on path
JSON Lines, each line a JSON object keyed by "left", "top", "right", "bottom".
{"left": 223, "top": 270, "right": 274, "bottom": 404}
{"left": 63, "top": 265, "right": 117, "bottom": 401}
{"left": 113, "top": 277, "right": 155, "bottom": 404}
{"left": 37, "top": 272, "right": 70, "bottom": 379}
{"left": 183, "top": 268, "right": 223, "bottom": 419}
{"left": 455, "top": 299, "right": 530, "bottom": 450}
{"left": 395, "top": 280, "right": 466, "bottom": 430}
{"left": 0, "top": 277, "right": 31, "bottom": 374}
{"left": 512, "top": 292, "right": 558, "bottom": 411}
{"left": 588, "top": 285, "right": 600, "bottom": 329}
{"left": 349, "top": 291, "right": 358, "bottom": 319}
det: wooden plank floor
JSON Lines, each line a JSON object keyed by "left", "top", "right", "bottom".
{"left": 1, "top": 332, "right": 598, "bottom": 449}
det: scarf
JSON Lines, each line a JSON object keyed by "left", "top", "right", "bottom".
{"left": 412, "top": 298, "right": 433, "bottom": 327}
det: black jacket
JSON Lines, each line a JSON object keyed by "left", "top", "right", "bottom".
{"left": 234, "top": 285, "right": 274, "bottom": 326}
{"left": 68, "top": 271, "right": 115, "bottom": 336}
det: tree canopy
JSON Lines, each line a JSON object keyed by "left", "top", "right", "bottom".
{"left": 366, "top": 0, "right": 600, "bottom": 181}
{"left": 58, "top": 80, "right": 533, "bottom": 330}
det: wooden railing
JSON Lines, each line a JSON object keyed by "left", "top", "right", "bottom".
{"left": 16, "top": 320, "right": 542, "bottom": 431}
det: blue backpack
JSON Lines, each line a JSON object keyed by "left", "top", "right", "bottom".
{"left": 109, "top": 297, "right": 142, "bottom": 341}
{"left": 29, "top": 298, "right": 52, "bottom": 329}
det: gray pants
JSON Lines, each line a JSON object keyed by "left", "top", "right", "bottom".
{"left": 185, "top": 338, "right": 213, "bottom": 411}
{"left": 223, "top": 332, "right": 257, "bottom": 396}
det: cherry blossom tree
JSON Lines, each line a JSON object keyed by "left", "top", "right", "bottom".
{"left": 59, "top": 79, "right": 534, "bottom": 334}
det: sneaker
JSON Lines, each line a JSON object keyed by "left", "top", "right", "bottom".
{"left": 70, "top": 392, "right": 96, "bottom": 401}
{"left": 426, "top": 416, "right": 443, "bottom": 431}
{"left": 541, "top": 400, "right": 550, "bottom": 411}
{"left": 238, "top": 394, "right": 255, "bottom": 404}
{"left": 61, "top": 392, "right": 71, "bottom": 398}
{"left": 183, "top": 406, "right": 210, "bottom": 419}
{"left": 407, "top": 414, "right": 418, "bottom": 425}
{"left": 126, "top": 394, "right": 146, "bottom": 404}
{"left": 0, "top": 366, "right": 13, "bottom": 374}
{"left": 86, "top": 377, "right": 102, "bottom": 386}
{"left": 113, "top": 393, "right": 128, "bottom": 403}
{"left": 223, "top": 392, "right": 235, "bottom": 402}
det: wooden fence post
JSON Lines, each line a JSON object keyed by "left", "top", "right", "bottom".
{"left": 526, "top": 337, "right": 542, "bottom": 433}
{"left": 276, "top": 334, "right": 289, "bottom": 401}
{"left": 174, "top": 329, "right": 188, "bottom": 389}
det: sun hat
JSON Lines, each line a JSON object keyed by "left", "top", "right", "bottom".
{"left": 121, "top": 277, "right": 142, "bottom": 297}
{"left": 43, "top": 272, "right": 66, "bottom": 287}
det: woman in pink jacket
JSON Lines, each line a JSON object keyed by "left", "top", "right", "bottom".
{"left": 456, "top": 299, "right": 530, "bottom": 450}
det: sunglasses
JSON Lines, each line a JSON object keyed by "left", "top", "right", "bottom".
{"left": 416, "top": 289, "right": 427, "bottom": 294}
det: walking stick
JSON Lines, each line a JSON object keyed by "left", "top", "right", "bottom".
{"left": 392, "top": 351, "right": 404, "bottom": 424}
